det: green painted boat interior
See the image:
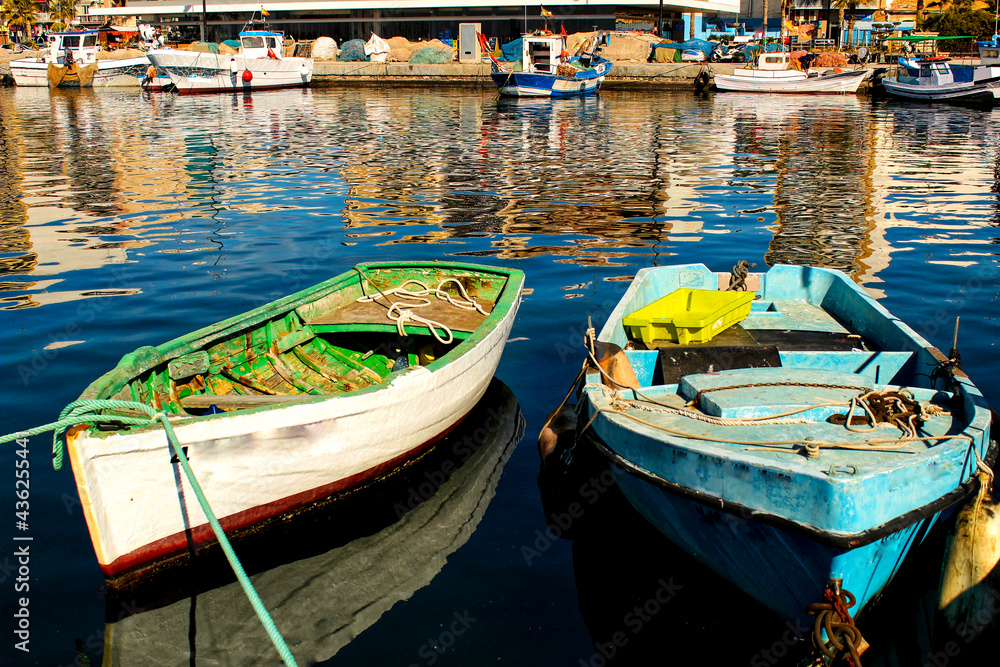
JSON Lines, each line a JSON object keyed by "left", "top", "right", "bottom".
{"left": 79, "top": 262, "right": 521, "bottom": 424}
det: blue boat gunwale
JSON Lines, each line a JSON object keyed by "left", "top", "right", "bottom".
{"left": 582, "top": 426, "right": 997, "bottom": 549}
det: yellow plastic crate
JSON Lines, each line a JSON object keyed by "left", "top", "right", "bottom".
{"left": 622, "top": 288, "right": 755, "bottom": 345}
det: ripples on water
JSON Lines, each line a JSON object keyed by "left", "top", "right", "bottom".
{"left": 0, "top": 86, "right": 998, "bottom": 666}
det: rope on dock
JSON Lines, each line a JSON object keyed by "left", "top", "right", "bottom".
{"left": 1, "top": 400, "right": 299, "bottom": 667}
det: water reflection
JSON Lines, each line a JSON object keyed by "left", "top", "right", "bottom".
{"left": 1, "top": 87, "right": 999, "bottom": 310}
{"left": 100, "top": 379, "right": 523, "bottom": 666}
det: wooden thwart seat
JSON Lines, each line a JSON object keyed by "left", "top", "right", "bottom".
{"left": 306, "top": 296, "right": 494, "bottom": 334}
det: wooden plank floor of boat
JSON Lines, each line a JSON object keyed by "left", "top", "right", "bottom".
{"left": 307, "top": 297, "right": 494, "bottom": 333}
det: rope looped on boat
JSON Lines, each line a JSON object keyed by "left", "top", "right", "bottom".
{"left": 357, "top": 278, "right": 487, "bottom": 345}
{"left": 0, "top": 400, "right": 299, "bottom": 667}
{"left": 806, "top": 585, "right": 866, "bottom": 667}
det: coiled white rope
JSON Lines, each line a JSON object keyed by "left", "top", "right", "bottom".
{"left": 357, "top": 279, "right": 487, "bottom": 345}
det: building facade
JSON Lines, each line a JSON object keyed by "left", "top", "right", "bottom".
{"left": 84, "top": 1, "right": 742, "bottom": 44}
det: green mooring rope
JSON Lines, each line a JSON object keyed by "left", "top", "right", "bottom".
{"left": 1, "top": 400, "right": 298, "bottom": 667}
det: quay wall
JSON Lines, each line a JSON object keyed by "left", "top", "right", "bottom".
{"left": 309, "top": 61, "right": 731, "bottom": 91}
{"left": 1, "top": 56, "right": 879, "bottom": 91}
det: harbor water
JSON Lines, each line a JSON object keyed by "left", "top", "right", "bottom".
{"left": 0, "top": 86, "right": 998, "bottom": 666}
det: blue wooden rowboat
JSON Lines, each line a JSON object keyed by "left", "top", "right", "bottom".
{"left": 578, "top": 264, "right": 993, "bottom": 642}
{"left": 489, "top": 32, "right": 611, "bottom": 98}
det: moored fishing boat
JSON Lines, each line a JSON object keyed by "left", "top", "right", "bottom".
{"left": 713, "top": 51, "right": 870, "bottom": 94}
{"left": 488, "top": 31, "right": 611, "bottom": 98}
{"left": 572, "top": 263, "right": 993, "bottom": 656}
{"left": 61, "top": 261, "right": 523, "bottom": 583}
{"left": 146, "top": 16, "right": 313, "bottom": 95}
{"left": 10, "top": 30, "right": 151, "bottom": 88}
{"left": 882, "top": 56, "right": 1000, "bottom": 105}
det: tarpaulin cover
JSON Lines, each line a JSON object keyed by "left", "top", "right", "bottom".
{"left": 653, "top": 38, "right": 716, "bottom": 58}
{"left": 500, "top": 38, "right": 522, "bottom": 62}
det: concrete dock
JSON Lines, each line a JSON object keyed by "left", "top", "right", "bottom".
{"left": 310, "top": 61, "right": 728, "bottom": 91}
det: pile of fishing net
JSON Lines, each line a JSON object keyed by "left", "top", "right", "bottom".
{"left": 184, "top": 42, "right": 220, "bottom": 54}
{"left": 311, "top": 37, "right": 337, "bottom": 60}
{"left": 96, "top": 48, "right": 147, "bottom": 60}
{"left": 384, "top": 37, "right": 455, "bottom": 63}
{"left": 338, "top": 39, "right": 368, "bottom": 62}
{"left": 812, "top": 52, "right": 849, "bottom": 68}
{"left": 409, "top": 46, "right": 454, "bottom": 64}
{"left": 788, "top": 49, "right": 809, "bottom": 66}
{"left": 601, "top": 32, "right": 662, "bottom": 62}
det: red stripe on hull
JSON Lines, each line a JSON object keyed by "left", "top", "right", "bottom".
{"left": 176, "top": 83, "right": 309, "bottom": 96}
{"left": 100, "top": 413, "right": 467, "bottom": 580}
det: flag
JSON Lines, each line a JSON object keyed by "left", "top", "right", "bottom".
{"left": 560, "top": 22, "right": 566, "bottom": 36}
{"left": 261, "top": 6, "right": 269, "bottom": 16}
{"left": 540, "top": 7, "right": 554, "bottom": 18}
{"left": 784, "top": 19, "right": 795, "bottom": 33}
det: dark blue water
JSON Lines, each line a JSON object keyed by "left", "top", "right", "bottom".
{"left": 1, "top": 86, "right": 998, "bottom": 666}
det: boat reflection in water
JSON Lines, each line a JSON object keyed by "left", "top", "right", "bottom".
{"left": 102, "top": 378, "right": 523, "bottom": 666}
{"left": 541, "top": 428, "right": 995, "bottom": 666}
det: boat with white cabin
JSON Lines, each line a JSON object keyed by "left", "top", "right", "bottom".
{"left": 146, "top": 18, "right": 313, "bottom": 95}
{"left": 489, "top": 31, "right": 611, "bottom": 97}
{"left": 713, "top": 51, "right": 870, "bottom": 94}
{"left": 10, "top": 30, "right": 151, "bottom": 88}
{"left": 882, "top": 55, "right": 1000, "bottom": 104}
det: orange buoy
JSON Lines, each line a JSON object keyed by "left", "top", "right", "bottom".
{"left": 242, "top": 70, "right": 253, "bottom": 82}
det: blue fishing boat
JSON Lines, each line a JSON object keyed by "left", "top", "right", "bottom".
{"left": 882, "top": 56, "right": 1000, "bottom": 104}
{"left": 489, "top": 32, "right": 611, "bottom": 98}
{"left": 576, "top": 263, "right": 994, "bottom": 656}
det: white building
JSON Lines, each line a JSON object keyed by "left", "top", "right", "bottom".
{"left": 87, "top": 1, "right": 742, "bottom": 43}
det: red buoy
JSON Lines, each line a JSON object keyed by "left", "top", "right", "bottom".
{"left": 242, "top": 70, "right": 253, "bottom": 82}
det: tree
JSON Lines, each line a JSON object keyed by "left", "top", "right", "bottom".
{"left": 923, "top": 3, "right": 996, "bottom": 40}
{"left": 763, "top": 0, "right": 769, "bottom": 41}
{"left": 49, "top": 0, "right": 77, "bottom": 32}
{"left": 832, "top": 0, "right": 859, "bottom": 48}
{"left": 1, "top": 0, "right": 39, "bottom": 43}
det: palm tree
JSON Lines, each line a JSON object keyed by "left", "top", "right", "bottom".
{"left": 1, "top": 0, "right": 39, "bottom": 43}
{"left": 763, "top": 0, "right": 769, "bottom": 42}
{"left": 49, "top": 0, "right": 77, "bottom": 31}
{"left": 832, "top": 0, "right": 859, "bottom": 48}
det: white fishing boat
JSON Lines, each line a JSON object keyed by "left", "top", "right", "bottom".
{"left": 146, "top": 18, "right": 313, "bottom": 95}
{"left": 713, "top": 51, "right": 871, "bottom": 94}
{"left": 882, "top": 56, "right": 1000, "bottom": 104}
{"left": 10, "top": 30, "right": 150, "bottom": 88}
{"left": 62, "top": 261, "right": 523, "bottom": 582}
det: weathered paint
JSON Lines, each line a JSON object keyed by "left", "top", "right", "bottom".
{"left": 67, "top": 261, "right": 524, "bottom": 580}
{"left": 584, "top": 263, "right": 992, "bottom": 624}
